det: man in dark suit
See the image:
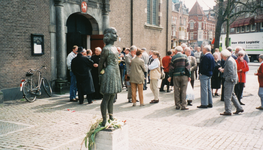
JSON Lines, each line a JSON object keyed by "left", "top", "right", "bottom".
{"left": 197, "top": 45, "right": 215, "bottom": 108}
{"left": 219, "top": 50, "right": 244, "bottom": 115}
{"left": 71, "top": 47, "right": 95, "bottom": 104}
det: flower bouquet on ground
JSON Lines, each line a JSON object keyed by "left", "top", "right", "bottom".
{"left": 81, "top": 118, "right": 126, "bottom": 150}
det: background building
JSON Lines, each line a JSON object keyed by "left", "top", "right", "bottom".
{"left": 187, "top": 1, "right": 216, "bottom": 49}
{"left": 171, "top": 0, "right": 189, "bottom": 48}
{"left": 220, "top": 0, "right": 263, "bottom": 61}
{"left": 0, "top": 0, "right": 171, "bottom": 101}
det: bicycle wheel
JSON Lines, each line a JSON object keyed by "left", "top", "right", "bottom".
{"left": 42, "top": 78, "right": 52, "bottom": 97}
{"left": 22, "top": 81, "right": 37, "bottom": 102}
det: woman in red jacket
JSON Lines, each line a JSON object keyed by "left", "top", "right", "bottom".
{"left": 254, "top": 54, "right": 263, "bottom": 110}
{"left": 235, "top": 50, "right": 249, "bottom": 105}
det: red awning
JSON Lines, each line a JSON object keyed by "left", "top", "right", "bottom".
{"left": 255, "top": 14, "right": 263, "bottom": 23}
{"left": 230, "top": 17, "right": 255, "bottom": 28}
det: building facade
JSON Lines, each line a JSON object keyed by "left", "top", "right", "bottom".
{"left": 187, "top": 1, "right": 216, "bottom": 48}
{"left": 0, "top": 0, "right": 171, "bottom": 101}
{"left": 171, "top": 0, "right": 189, "bottom": 48}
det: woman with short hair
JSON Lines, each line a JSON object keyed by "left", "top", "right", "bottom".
{"left": 149, "top": 51, "right": 161, "bottom": 104}
{"left": 235, "top": 50, "right": 249, "bottom": 105}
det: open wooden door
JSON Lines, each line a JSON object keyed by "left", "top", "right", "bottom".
{"left": 90, "top": 35, "right": 104, "bottom": 53}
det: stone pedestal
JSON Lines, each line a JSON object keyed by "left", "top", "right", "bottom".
{"left": 92, "top": 124, "right": 129, "bottom": 150}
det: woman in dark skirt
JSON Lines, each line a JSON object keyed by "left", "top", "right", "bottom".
{"left": 211, "top": 52, "right": 221, "bottom": 96}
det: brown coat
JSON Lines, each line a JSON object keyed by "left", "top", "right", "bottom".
{"left": 130, "top": 56, "right": 146, "bottom": 84}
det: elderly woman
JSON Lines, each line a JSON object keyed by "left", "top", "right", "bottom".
{"left": 149, "top": 51, "right": 161, "bottom": 104}
{"left": 254, "top": 54, "right": 263, "bottom": 110}
{"left": 211, "top": 52, "right": 222, "bottom": 96}
{"left": 235, "top": 50, "right": 249, "bottom": 105}
{"left": 130, "top": 49, "right": 146, "bottom": 106}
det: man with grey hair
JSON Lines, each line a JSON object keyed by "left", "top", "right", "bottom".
{"left": 91, "top": 47, "right": 103, "bottom": 99}
{"left": 125, "top": 46, "right": 138, "bottom": 103}
{"left": 141, "top": 47, "right": 149, "bottom": 90}
{"left": 197, "top": 45, "right": 215, "bottom": 108}
{"left": 219, "top": 50, "right": 244, "bottom": 115}
{"left": 181, "top": 43, "right": 187, "bottom": 52}
{"left": 168, "top": 46, "right": 191, "bottom": 110}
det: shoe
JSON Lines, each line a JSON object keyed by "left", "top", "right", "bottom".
{"left": 136, "top": 100, "right": 139, "bottom": 102}
{"left": 140, "top": 104, "right": 145, "bottom": 106}
{"left": 256, "top": 106, "right": 263, "bottom": 110}
{"left": 220, "top": 112, "right": 232, "bottom": 116}
{"left": 240, "top": 102, "right": 245, "bottom": 105}
{"left": 220, "top": 99, "right": 224, "bottom": 101}
{"left": 233, "top": 109, "right": 244, "bottom": 114}
{"left": 207, "top": 104, "right": 213, "bottom": 108}
{"left": 88, "top": 102, "right": 93, "bottom": 104}
{"left": 167, "top": 90, "right": 172, "bottom": 92}
{"left": 197, "top": 105, "right": 207, "bottom": 108}
{"left": 175, "top": 106, "right": 180, "bottom": 110}
{"left": 147, "top": 82, "right": 150, "bottom": 84}
{"left": 181, "top": 107, "right": 189, "bottom": 110}
{"left": 159, "top": 89, "right": 165, "bottom": 92}
{"left": 132, "top": 103, "right": 136, "bottom": 106}
{"left": 150, "top": 100, "right": 159, "bottom": 104}
{"left": 215, "top": 93, "right": 219, "bottom": 96}
{"left": 187, "top": 103, "right": 192, "bottom": 106}
{"left": 128, "top": 99, "right": 132, "bottom": 103}
{"left": 70, "top": 99, "right": 78, "bottom": 102}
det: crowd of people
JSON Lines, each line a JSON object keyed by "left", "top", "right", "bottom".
{"left": 66, "top": 42, "right": 263, "bottom": 115}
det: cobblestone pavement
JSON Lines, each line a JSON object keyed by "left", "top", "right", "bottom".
{"left": 0, "top": 64, "right": 263, "bottom": 150}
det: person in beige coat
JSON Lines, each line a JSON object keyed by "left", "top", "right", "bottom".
{"left": 149, "top": 51, "right": 161, "bottom": 104}
{"left": 130, "top": 50, "right": 146, "bottom": 106}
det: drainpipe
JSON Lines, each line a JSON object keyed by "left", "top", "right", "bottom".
{"left": 166, "top": 0, "right": 169, "bottom": 52}
{"left": 131, "top": 0, "right": 133, "bottom": 46}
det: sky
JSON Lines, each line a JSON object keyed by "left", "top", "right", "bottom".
{"left": 184, "top": 0, "right": 216, "bottom": 10}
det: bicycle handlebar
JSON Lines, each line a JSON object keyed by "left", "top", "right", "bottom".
{"left": 27, "top": 66, "right": 47, "bottom": 73}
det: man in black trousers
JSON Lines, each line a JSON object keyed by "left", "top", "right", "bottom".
{"left": 71, "top": 47, "right": 96, "bottom": 104}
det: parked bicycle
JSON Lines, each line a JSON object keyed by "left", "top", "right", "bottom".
{"left": 20, "top": 66, "right": 52, "bottom": 102}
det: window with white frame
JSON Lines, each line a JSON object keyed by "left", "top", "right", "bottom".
{"left": 246, "top": 25, "right": 250, "bottom": 32}
{"left": 241, "top": 26, "right": 245, "bottom": 32}
{"left": 190, "top": 32, "right": 194, "bottom": 40}
{"left": 236, "top": 27, "right": 240, "bottom": 33}
{"left": 251, "top": 24, "right": 255, "bottom": 31}
{"left": 190, "top": 22, "right": 194, "bottom": 29}
{"left": 198, "top": 22, "right": 202, "bottom": 30}
{"left": 147, "top": 0, "right": 159, "bottom": 26}
{"left": 230, "top": 28, "right": 235, "bottom": 33}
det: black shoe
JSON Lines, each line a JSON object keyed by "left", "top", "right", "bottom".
{"left": 167, "top": 90, "right": 171, "bottom": 92}
{"left": 197, "top": 105, "right": 208, "bottom": 108}
{"left": 207, "top": 104, "right": 213, "bottom": 108}
{"left": 159, "top": 89, "right": 165, "bottom": 92}
{"left": 88, "top": 102, "right": 93, "bottom": 104}
{"left": 233, "top": 109, "right": 244, "bottom": 114}
{"left": 220, "top": 99, "right": 224, "bottom": 101}
{"left": 136, "top": 100, "right": 139, "bottom": 102}
{"left": 70, "top": 99, "right": 78, "bottom": 102}
{"left": 220, "top": 112, "right": 232, "bottom": 116}
{"left": 128, "top": 99, "right": 132, "bottom": 103}
{"left": 240, "top": 102, "right": 245, "bottom": 105}
{"left": 175, "top": 106, "right": 180, "bottom": 110}
{"left": 215, "top": 93, "right": 219, "bottom": 96}
{"left": 147, "top": 82, "right": 150, "bottom": 84}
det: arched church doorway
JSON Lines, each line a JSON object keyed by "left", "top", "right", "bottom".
{"left": 66, "top": 13, "right": 104, "bottom": 80}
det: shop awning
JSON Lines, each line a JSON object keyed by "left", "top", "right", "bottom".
{"left": 230, "top": 17, "right": 255, "bottom": 28}
{"left": 255, "top": 14, "right": 263, "bottom": 23}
